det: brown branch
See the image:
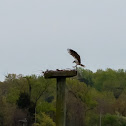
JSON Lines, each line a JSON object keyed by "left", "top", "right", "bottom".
{"left": 34, "top": 82, "right": 49, "bottom": 105}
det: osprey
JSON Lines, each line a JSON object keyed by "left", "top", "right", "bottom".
{"left": 67, "top": 49, "right": 85, "bottom": 68}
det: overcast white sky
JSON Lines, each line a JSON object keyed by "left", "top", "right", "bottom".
{"left": 0, "top": 0, "right": 126, "bottom": 81}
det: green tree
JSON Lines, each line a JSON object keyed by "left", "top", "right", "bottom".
{"left": 33, "top": 112, "right": 55, "bottom": 126}
{"left": 102, "top": 114, "right": 123, "bottom": 126}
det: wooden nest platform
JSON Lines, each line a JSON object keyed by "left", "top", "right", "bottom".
{"left": 44, "top": 69, "right": 77, "bottom": 78}
{"left": 44, "top": 69, "right": 77, "bottom": 126}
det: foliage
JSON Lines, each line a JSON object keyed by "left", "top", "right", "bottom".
{"left": 102, "top": 114, "right": 119, "bottom": 126}
{"left": 1, "top": 68, "right": 126, "bottom": 125}
{"left": 17, "top": 92, "right": 30, "bottom": 109}
{"left": 33, "top": 112, "right": 55, "bottom": 126}
{"left": 37, "top": 101, "right": 56, "bottom": 113}
{"left": 102, "top": 113, "right": 126, "bottom": 126}
{"left": 77, "top": 68, "right": 94, "bottom": 86}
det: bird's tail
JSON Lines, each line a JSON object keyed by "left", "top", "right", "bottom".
{"left": 80, "top": 64, "right": 85, "bottom": 67}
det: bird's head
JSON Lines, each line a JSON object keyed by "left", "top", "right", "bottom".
{"left": 73, "top": 60, "right": 76, "bottom": 63}
{"left": 73, "top": 60, "right": 78, "bottom": 64}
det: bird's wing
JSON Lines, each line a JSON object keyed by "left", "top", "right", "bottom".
{"left": 67, "top": 49, "right": 81, "bottom": 63}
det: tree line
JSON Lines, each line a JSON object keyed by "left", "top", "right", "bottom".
{"left": 0, "top": 68, "right": 126, "bottom": 126}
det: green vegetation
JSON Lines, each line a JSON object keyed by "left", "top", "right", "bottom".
{"left": 1, "top": 68, "right": 126, "bottom": 126}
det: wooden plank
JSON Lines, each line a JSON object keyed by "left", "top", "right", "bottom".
{"left": 44, "top": 69, "right": 77, "bottom": 78}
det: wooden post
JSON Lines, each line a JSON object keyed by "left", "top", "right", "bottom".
{"left": 56, "top": 77, "right": 66, "bottom": 126}
{"left": 44, "top": 70, "right": 77, "bottom": 126}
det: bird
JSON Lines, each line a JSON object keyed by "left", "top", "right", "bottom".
{"left": 67, "top": 49, "right": 85, "bottom": 69}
